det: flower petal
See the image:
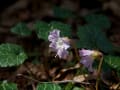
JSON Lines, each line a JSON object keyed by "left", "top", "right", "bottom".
{"left": 62, "top": 38, "right": 70, "bottom": 49}
{"left": 80, "top": 56, "right": 94, "bottom": 72}
{"left": 49, "top": 42, "right": 56, "bottom": 48}
{"left": 48, "top": 30, "right": 60, "bottom": 42}
{"left": 57, "top": 48, "right": 68, "bottom": 59}
{"left": 55, "top": 38, "right": 70, "bottom": 50}
{"left": 63, "top": 43, "right": 70, "bottom": 50}
{"left": 79, "top": 49, "right": 94, "bottom": 56}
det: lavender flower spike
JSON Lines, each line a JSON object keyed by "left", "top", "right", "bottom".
{"left": 48, "top": 29, "right": 70, "bottom": 59}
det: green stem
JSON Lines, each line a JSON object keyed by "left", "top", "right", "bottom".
{"left": 95, "top": 56, "right": 103, "bottom": 90}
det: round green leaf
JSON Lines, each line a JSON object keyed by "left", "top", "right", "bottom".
{"left": 34, "top": 21, "right": 50, "bottom": 40}
{"left": 84, "top": 14, "right": 111, "bottom": 29}
{"left": 36, "top": 83, "right": 62, "bottom": 90}
{"left": 104, "top": 56, "right": 120, "bottom": 70}
{"left": 0, "top": 43, "right": 27, "bottom": 67}
{"left": 11, "top": 22, "right": 32, "bottom": 37}
{"left": 77, "top": 24, "right": 114, "bottom": 53}
{"left": 0, "top": 81, "right": 18, "bottom": 90}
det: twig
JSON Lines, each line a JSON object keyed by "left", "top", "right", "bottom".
{"left": 95, "top": 56, "right": 103, "bottom": 90}
{"left": 17, "top": 74, "right": 39, "bottom": 82}
{"left": 32, "top": 83, "right": 36, "bottom": 90}
{"left": 17, "top": 74, "right": 90, "bottom": 85}
{"left": 53, "top": 80, "right": 90, "bottom": 85}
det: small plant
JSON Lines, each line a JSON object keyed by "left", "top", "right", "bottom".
{"left": 0, "top": 12, "right": 119, "bottom": 90}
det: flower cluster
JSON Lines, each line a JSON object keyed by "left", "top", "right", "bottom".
{"left": 48, "top": 29, "right": 70, "bottom": 59}
{"left": 48, "top": 29, "right": 102, "bottom": 72}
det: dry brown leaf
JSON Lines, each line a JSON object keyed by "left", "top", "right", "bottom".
{"left": 110, "top": 83, "right": 120, "bottom": 90}
{"left": 24, "top": 62, "right": 48, "bottom": 80}
{"left": 103, "top": 1, "right": 120, "bottom": 17}
{"left": 73, "top": 74, "right": 88, "bottom": 83}
{"left": 49, "top": 67, "right": 58, "bottom": 78}
{"left": 53, "top": 63, "right": 81, "bottom": 80}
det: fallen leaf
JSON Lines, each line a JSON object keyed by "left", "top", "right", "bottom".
{"left": 73, "top": 74, "right": 88, "bottom": 83}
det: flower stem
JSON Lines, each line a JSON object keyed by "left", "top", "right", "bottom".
{"left": 95, "top": 56, "right": 103, "bottom": 90}
{"left": 71, "top": 39, "right": 81, "bottom": 62}
{"left": 75, "top": 48, "right": 80, "bottom": 61}
{"left": 72, "top": 43, "right": 80, "bottom": 61}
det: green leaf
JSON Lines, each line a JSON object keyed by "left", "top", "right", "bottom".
{"left": 104, "top": 56, "right": 120, "bottom": 71}
{"left": 0, "top": 81, "right": 18, "bottom": 90}
{"left": 65, "top": 83, "right": 74, "bottom": 90}
{"left": 34, "top": 21, "right": 71, "bottom": 39}
{"left": 11, "top": 22, "right": 32, "bottom": 37}
{"left": 84, "top": 14, "right": 111, "bottom": 29}
{"left": 36, "top": 83, "right": 62, "bottom": 90}
{"left": 0, "top": 43, "right": 27, "bottom": 67}
{"left": 72, "top": 87, "right": 85, "bottom": 90}
{"left": 33, "top": 21, "right": 50, "bottom": 40}
{"left": 77, "top": 24, "right": 114, "bottom": 53}
{"left": 53, "top": 6, "right": 75, "bottom": 19}
{"left": 103, "top": 55, "right": 120, "bottom": 77}
{"left": 50, "top": 21, "right": 71, "bottom": 37}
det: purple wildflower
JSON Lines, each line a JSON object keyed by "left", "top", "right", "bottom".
{"left": 79, "top": 49, "right": 95, "bottom": 72}
{"left": 48, "top": 29, "right": 70, "bottom": 59}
